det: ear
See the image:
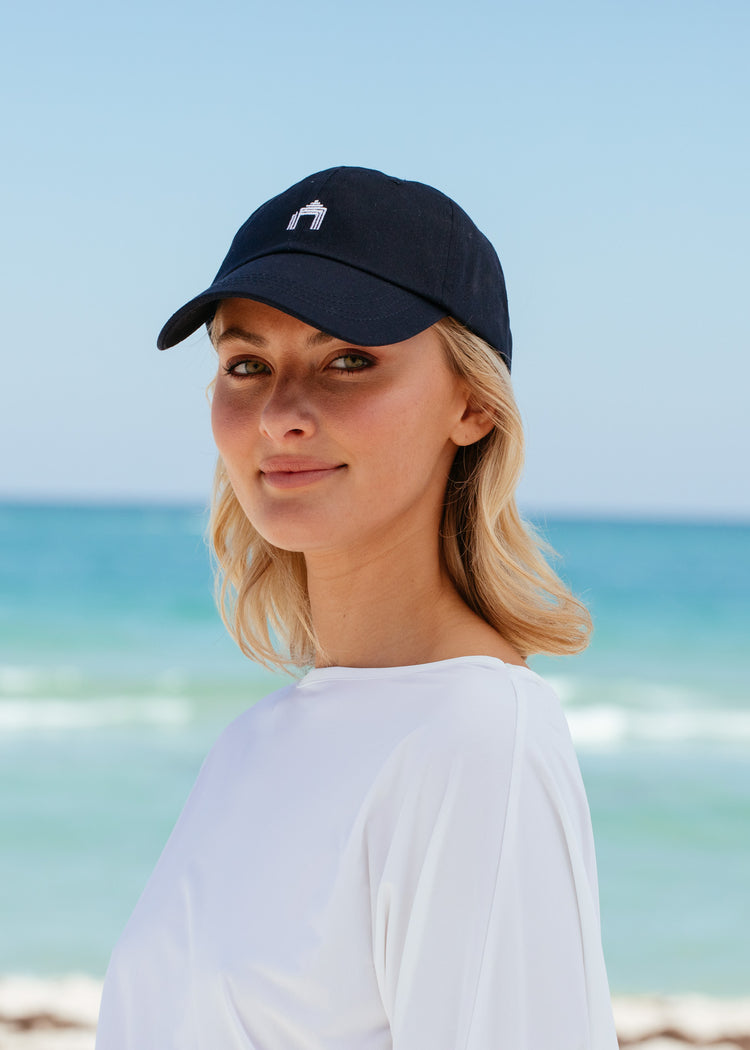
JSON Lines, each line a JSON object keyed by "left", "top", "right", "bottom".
{"left": 451, "top": 400, "right": 495, "bottom": 447}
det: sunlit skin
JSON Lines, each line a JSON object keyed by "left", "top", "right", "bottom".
{"left": 211, "top": 299, "right": 525, "bottom": 668}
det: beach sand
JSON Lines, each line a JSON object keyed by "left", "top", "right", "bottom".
{"left": 2, "top": 977, "right": 750, "bottom": 1049}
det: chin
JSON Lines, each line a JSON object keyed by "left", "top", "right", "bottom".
{"left": 239, "top": 505, "right": 339, "bottom": 556}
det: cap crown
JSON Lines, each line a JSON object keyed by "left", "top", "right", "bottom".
{"left": 216, "top": 167, "right": 511, "bottom": 367}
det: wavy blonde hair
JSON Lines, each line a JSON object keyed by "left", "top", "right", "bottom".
{"left": 209, "top": 316, "right": 592, "bottom": 671}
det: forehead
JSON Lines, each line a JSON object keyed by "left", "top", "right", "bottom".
{"left": 212, "top": 298, "right": 331, "bottom": 344}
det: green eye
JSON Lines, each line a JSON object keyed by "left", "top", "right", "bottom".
{"left": 228, "top": 359, "right": 268, "bottom": 376}
{"left": 331, "top": 354, "right": 371, "bottom": 371}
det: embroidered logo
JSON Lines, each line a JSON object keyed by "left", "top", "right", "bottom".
{"left": 287, "top": 200, "right": 327, "bottom": 231}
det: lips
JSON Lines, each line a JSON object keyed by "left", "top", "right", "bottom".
{"left": 259, "top": 457, "right": 346, "bottom": 489}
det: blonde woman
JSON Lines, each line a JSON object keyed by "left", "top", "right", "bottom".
{"left": 97, "top": 167, "right": 618, "bottom": 1048}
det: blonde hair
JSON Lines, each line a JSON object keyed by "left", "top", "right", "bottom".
{"left": 209, "top": 316, "right": 592, "bottom": 671}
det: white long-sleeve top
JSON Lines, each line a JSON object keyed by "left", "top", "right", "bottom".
{"left": 96, "top": 656, "right": 618, "bottom": 1049}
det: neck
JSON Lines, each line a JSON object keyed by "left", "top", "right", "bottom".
{"left": 304, "top": 527, "right": 524, "bottom": 669}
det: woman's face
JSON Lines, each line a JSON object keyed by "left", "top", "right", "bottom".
{"left": 211, "top": 299, "right": 487, "bottom": 558}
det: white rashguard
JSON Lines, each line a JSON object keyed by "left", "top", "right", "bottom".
{"left": 96, "top": 657, "right": 618, "bottom": 1049}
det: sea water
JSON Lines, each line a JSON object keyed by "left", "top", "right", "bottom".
{"left": 1, "top": 504, "right": 748, "bottom": 994}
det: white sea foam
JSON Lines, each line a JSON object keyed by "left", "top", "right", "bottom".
{"left": 546, "top": 674, "right": 720, "bottom": 710}
{"left": 0, "top": 664, "right": 83, "bottom": 696}
{"left": 566, "top": 704, "right": 750, "bottom": 748}
{"left": 547, "top": 675, "right": 750, "bottom": 748}
{"left": 0, "top": 696, "right": 191, "bottom": 732}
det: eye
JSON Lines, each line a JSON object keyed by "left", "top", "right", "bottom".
{"left": 328, "top": 353, "right": 373, "bottom": 373}
{"left": 224, "top": 358, "right": 269, "bottom": 376}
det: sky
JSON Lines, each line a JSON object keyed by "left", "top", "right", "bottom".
{"left": 2, "top": 0, "right": 748, "bottom": 519}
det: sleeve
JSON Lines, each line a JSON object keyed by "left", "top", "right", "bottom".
{"left": 365, "top": 678, "right": 619, "bottom": 1050}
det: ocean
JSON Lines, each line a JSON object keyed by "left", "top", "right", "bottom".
{"left": 1, "top": 504, "right": 748, "bottom": 995}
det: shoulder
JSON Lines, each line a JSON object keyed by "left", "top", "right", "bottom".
{"left": 406, "top": 657, "right": 568, "bottom": 758}
{"left": 195, "top": 681, "right": 298, "bottom": 773}
{"left": 362, "top": 660, "right": 580, "bottom": 882}
{"left": 290, "top": 656, "right": 569, "bottom": 758}
{"left": 355, "top": 659, "right": 568, "bottom": 806}
{"left": 386, "top": 660, "right": 584, "bottom": 827}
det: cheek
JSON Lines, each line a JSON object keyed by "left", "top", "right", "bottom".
{"left": 367, "top": 382, "right": 455, "bottom": 455}
{"left": 211, "top": 386, "right": 252, "bottom": 460}
{"left": 210, "top": 391, "right": 228, "bottom": 450}
{"left": 349, "top": 387, "right": 459, "bottom": 500}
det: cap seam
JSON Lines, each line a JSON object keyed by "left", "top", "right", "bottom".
{"left": 215, "top": 251, "right": 449, "bottom": 315}
{"left": 441, "top": 198, "right": 458, "bottom": 302}
{"left": 239, "top": 272, "right": 415, "bottom": 315}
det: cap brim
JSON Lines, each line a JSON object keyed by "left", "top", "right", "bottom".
{"left": 157, "top": 253, "right": 447, "bottom": 350}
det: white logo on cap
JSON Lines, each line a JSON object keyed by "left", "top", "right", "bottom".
{"left": 287, "top": 200, "right": 327, "bottom": 231}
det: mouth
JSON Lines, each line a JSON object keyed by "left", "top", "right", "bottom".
{"left": 259, "top": 460, "right": 347, "bottom": 490}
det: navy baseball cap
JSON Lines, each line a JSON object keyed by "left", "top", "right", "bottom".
{"left": 157, "top": 166, "right": 512, "bottom": 370}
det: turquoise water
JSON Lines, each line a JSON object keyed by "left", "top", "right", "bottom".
{"left": 1, "top": 504, "right": 748, "bottom": 993}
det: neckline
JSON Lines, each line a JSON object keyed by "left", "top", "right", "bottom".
{"left": 298, "top": 655, "right": 536, "bottom": 687}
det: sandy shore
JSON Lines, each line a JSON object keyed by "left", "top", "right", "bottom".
{"left": 2, "top": 977, "right": 750, "bottom": 1049}
{"left": 0, "top": 976, "right": 99, "bottom": 1050}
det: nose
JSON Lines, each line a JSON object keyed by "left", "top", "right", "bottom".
{"left": 259, "top": 373, "right": 317, "bottom": 442}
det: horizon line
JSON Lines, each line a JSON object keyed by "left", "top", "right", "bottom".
{"left": 1, "top": 495, "right": 748, "bottom": 528}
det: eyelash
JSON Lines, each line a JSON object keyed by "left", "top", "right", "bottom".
{"left": 223, "top": 353, "right": 374, "bottom": 377}
{"left": 329, "top": 353, "right": 373, "bottom": 374}
{"left": 223, "top": 360, "right": 267, "bottom": 377}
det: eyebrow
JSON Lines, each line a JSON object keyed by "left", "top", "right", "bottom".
{"left": 215, "top": 325, "right": 339, "bottom": 349}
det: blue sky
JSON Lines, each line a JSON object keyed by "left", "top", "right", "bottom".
{"left": 2, "top": 0, "right": 748, "bottom": 517}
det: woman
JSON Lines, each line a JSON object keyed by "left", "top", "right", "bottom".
{"left": 96, "top": 167, "right": 618, "bottom": 1048}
